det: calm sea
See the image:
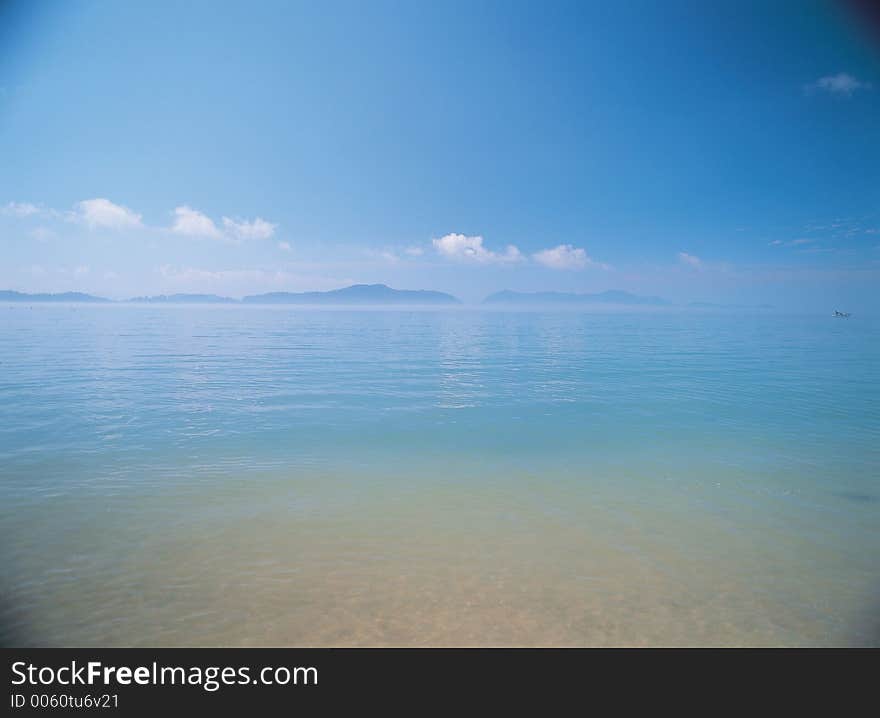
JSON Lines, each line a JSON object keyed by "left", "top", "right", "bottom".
{"left": 1, "top": 304, "right": 877, "bottom": 646}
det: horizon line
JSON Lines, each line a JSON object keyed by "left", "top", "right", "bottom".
{"left": 0, "top": 286, "right": 781, "bottom": 310}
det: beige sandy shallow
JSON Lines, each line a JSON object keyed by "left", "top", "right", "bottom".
{"left": 5, "top": 466, "right": 875, "bottom": 647}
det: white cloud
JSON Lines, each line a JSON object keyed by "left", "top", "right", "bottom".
{"left": 74, "top": 198, "right": 143, "bottom": 229}
{"left": 278, "top": 241, "right": 291, "bottom": 251}
{"left": 433, "top": 233, "right": 523, "bottom": 264}
{"left": 807, "top": 73, "right": 872, "bottom": 96}
{"left": 2, "top": 201, "right": 41, "bottom": 217}
{"left": 532, "top": 244, "right": 595, "bottom": 270}
{"left": 222, "top": 216, "right": 277, "bottom": 241}
{"left": 170, "top": 205, "right": 222, "bottom": 239}
{"left": 8, "top": 198, "right": 279, "bottom": 245}
{"left": 404, "top": 246, "right": 425, "bottom": 257}
{"left": 678, "top": 251, "right": 702, "bottom": 268}
{"left": 171, "top": 206, "right": 278, "bottom": 241}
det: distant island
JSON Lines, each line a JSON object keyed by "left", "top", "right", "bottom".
{"left": 483, "top": 289, "right": 669, "bottom": 306}
{"left": 1, "top": 286, "right": 774, "bottom": 309}
{"left": 243, "top": 284, "right": 460, "bottom": 305}
{"left": 0, "top": 290, "right": 111, "bottom": 303}
{"left": 1, "top": 284, "right": 461, "bottom": 306}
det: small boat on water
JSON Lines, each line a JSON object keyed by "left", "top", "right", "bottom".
{"left": 833, "top": 310, "right": 851, "bottom": 318}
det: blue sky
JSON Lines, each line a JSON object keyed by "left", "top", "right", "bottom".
{"left": 1, "top": 0, "right": 879, "bottom": 307}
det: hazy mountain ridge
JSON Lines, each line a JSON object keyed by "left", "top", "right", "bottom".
{"left": 242, "top": 284, "right": 460, "bottom": 305}
{"left": 0, "top": 290, "right": 111, "bottom": 303}
{"left": 1, "top": 284, "right": 461, "bottom": 305}
{"left": 1, "top": 287, "right": 773, "bottom": 309}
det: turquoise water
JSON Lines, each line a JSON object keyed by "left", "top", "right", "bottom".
{"left": 1, "top": 304, "right": 878, "bottom": 646}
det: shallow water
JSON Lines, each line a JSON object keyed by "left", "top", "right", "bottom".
{"left": 1, "top": 305, "right": 878, "bottom": 646}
